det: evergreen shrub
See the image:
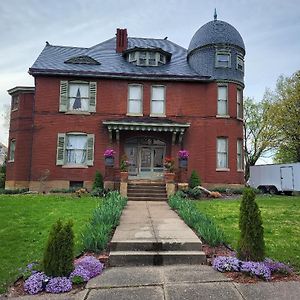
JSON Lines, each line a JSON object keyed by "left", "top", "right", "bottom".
{"left": 43, "top": 220, "right": 74, "bottom": 277}
{"left": 189, "top": 170, "right": 201, "bottom": 188}
{"left": 92, "top": 171, "right": 104, "bottom": 190}
{"left": 237, "top": 188, "right": 265, "bottom": 261}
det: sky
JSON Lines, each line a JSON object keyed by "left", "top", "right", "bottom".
{"left": 0, "top": 0, "right": 300, "bottom": 155}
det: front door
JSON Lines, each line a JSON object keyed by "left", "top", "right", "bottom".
{"left": 125, "top": 137, "right": 166, "bottom": 179}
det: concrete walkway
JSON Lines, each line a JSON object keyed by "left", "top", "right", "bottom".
{"left": 13, "top": 265, "right": 300, "bottom": 299}
{"left": 109, "top": 201, "right": 206, "bottom": 266}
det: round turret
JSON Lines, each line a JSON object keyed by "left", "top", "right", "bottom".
{"left": 187, "top": 18, "right": 245, "bottom": 84}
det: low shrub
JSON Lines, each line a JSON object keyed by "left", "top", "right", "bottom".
{"left": 211, "top": 186, "right": 261, "bottom": 195}
{"left": 49, "top": 188, "right": 78, "bottom": 193}
{"left": 0, "top": 173, "right": 5, "bottom": 188}
{"left": 168, "top": 193, "right": 225, "bottom": 246}
{"left": 90, "top": 187, "right": 105, "bottom": 197}
{"left": 81, "top": 191, "right": 127, "bottom": 252}
{"left": 0, "top": 188, "right": 29, "bottom": 194}
{"left": 189, "top": 170, "right": 201, "bottom": 188}
{"left": 92, "top": 171, "right": 104, "bottom": 190}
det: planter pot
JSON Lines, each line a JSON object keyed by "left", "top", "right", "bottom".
{"left": 120, "top": 171, "right": 128, "bottom": 182}
{"left": 105, "top": 157, "right": 114, "bottom": 166}
{"left": 164, "top": 172, "right": 175, "bottom": 183}
{"left": 179, "top": 158, "right": 188, "bottom": 168}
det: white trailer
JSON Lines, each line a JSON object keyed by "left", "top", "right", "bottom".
{"left": 249, "top": 162, "right": 300, "bottom": 194}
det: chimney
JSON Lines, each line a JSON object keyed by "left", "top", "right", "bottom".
{"left": 116, "top": 28, "right": 128, "bottom": 53}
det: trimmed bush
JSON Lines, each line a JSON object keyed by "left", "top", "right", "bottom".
{"left": 43, "top": 220, "right": 74, "bottom": 277}
{"left": 169, "top": 193, "right": 225, "bottom": 246}
{"left": 92, "top": 171, "right": 104, "bottom": 190}
{"left": 189, "top": 170, "right": 201, "bottom": 188}
{"left": 82, "top": 191, "right": 127, "bottom": 252}
{"left": 237, "top": 188, "right": 265, "bottom": 261}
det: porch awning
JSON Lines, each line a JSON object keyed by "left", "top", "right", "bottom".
{"left": 103, "top": 117, "right": 190, "bottom": 143}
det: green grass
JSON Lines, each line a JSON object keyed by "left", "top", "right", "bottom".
{"left": 196, "top": 195, "right": 300, "bottom": 272}
{"left": 0, "top": 194, "right": 99, "bottom": 293}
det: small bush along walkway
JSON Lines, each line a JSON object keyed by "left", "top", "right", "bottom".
{"left": 196, "top": 195, "right": 300, "bottom": 273}
{"left": 0, "top": 194, "right": 98, "bottom": 294}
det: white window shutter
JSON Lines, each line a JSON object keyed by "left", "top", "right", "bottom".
{"left": 86, "top": 134, "right": 95, "bottom": 166}
{"left": 59, "top": 81, "right": 68, "bottom": 112}
{"left": 89, "top": 82, "right": 97, "bottom": 112}
{"left": 56, "top": 133, "right": 66, "bottom": 165}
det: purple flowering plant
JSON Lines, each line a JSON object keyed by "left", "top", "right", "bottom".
{"left": 24, "top": 272, "right": 49, "bottom": 295}
{"left": 104, "top": 149, "right": 116, "bottom": 158}
{"left": 178, "top": 150, "right": 189, "bottom": 159}
{"left": 212, "top": 256, "right": 292, "bottom": 281}
{"left": 74, "top": 256, "right": 104, "bottom": 279}
{"left": 45, "top": 277, "right": 72, "bottom": 294}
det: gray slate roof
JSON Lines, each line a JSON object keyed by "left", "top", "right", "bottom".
{"left": 188, "top": 20, "right": 245, "bottom": 54}
{"left": 29, "top": 37, "right": 211, "bottom": 81}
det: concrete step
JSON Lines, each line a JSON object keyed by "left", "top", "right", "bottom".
{"left": 128, "top": 196, "right": 167, "bottom": 201}
{"left": 128, "top": 186, "right": 166, "bottom": 191}
{"left": 110, "top": 240, "right": 202, "bottom": 252}
{"left": 127, "top": 191, "right": 167, "bottom": 196}
{"left": 109, "top": 250, "right": 207, "bottom": 266}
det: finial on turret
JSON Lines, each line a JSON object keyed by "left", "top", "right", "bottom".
{"left": 214, "top": 8, "right": 217, "bottom": 21}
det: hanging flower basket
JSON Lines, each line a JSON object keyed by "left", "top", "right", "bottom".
{"left": 104, "top": 149, "right": 115, "bottom": 166}
{"left": 178, "top": 150, "right": 189, "bottom": 168}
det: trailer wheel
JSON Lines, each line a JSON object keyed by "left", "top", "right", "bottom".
{"left": 258, "top": 186, "right": 267, "bottom": 194}
{"left": 269, "top": 186, "right": 278, "bottom": 195}
{"left": 284, "top": 191, "right": 293, "bottom": 196}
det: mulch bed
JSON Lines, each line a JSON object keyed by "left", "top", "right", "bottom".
{"left": 202, "top": 243, "right": 300, "bottom": 284}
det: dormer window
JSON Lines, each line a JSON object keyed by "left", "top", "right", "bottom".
{"left": 236, "top": 54, "right": 244, "bottom": 72}
{"left": 125, "top": 48, "right": 170, "bottom": 66}
{"left": 215, "top": 50, "right": 231, "bottom": 68}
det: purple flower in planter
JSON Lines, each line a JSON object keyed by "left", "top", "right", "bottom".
{"left": 24, "top": 272, "right": 49, "bottom": 295}
{"left": 69, "top": 265, "right": 90, "bottom": 282}
{"left": 212, "top": 256, "right": 240, "bottom": 272}
{"left": 104, "top": 149, "right": 115, "bottom": 158}
{"left": 74, "top": 256, "right": 104, "bottom": 279}
{"left": 178, "top": 150, "right": 189, "bottom": 159}
{"left": 45, "top": 277, "right": 72, "bottom": 294}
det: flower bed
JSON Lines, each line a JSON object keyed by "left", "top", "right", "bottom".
{"left": 24, "top": 256, "right": 103, "bottom": 295}
{"left": 213, "top": 256, "right": 292, "bottom": 281}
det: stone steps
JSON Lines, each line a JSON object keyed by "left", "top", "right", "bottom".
{"left": 109, "top": 250, "right": 206, "bottom": 266}
{"left": 127, "top": 182, "right": 168, "bottom": 201}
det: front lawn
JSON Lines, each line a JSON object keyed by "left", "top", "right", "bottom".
{"left": 196, "top": 195, "right": 300, "bottom": 272}
{"left": 0, "top": 194, "right": 99, "bottom": 293}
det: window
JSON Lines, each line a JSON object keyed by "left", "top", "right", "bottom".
{"left": 56, "top": 133, "right": 94, "bottom": 167}
{"left": 216, "top": 51, "right": 231, "bottom": 68}
{"left": 237, "top": 88, "right": 243, "bottom": 119}
{"left": 151, "top": 86, "right": 165, "bottom": 116}
{"left": 217, "top": 137, "right": 228, "bottom": 169}
{"left": 128, "top": 84, "right": 143, "bottom": 115}
{"left": 9, "top": 139, "right": 16, "bottom": 162}
{"left": 236, "top": 54, "right": 244, "bottom": 72}
{"left": 217, "top": 85, "right": 228, "bottom": 116}
{"left": 237, "top": 139, "right": 243, "bottom": 170}
{"left": 127, "top": 51, "right": 167, "bottom": 66}
{"left": 59, "top": 81, "right": 97, "bottom": 113}
{"left": 11, "top": 95, "right": 19, "bottom": 111}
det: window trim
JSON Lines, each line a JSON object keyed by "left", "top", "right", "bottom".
{"left": 8, "top": 139, "right": 16, "bottom": 162}
{"left": 237, "top": 87, "right": 243, "bottom": 120}
{"left": 236, "top": 54, "right": 244, "bottom": 72}
{"left": 216, "top": 137, "right": 229, "bottom": 171}
{"left": 150, "top": 85, "right": 166, "bottom": 117}
{"left": 237, "top": 139, "right": 244, "bottom": 171}
{"left": 127, "top": 84, "right": 143, "bottom": 116}
{"left": 217, "top": 83, "right": 229, "bottom": 117}
{"left": 215, "top": 50, "right": 231, "bottom": 68}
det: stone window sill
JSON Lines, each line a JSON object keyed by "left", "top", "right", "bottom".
{"left": 216, "top": 115, "right": 230, "bottom": 119}
{"left": 65, "top": 111, "right": 91, "bottom": 115}
{"left": 216, "top": 168, "right": 230, "bottom": 172}
{"left": 62, "top": 165, "right": 88, "bottom": 169}
{"left": 7, "top": 160, "right": 14, "bottom": 163}
{"left": 150, "top": 114, "right": 166, "bottom": 117}
{"left": 126, "top": 113, "right": 143, "bottom": 117}
{"left": 237, "top": 169, "right": 244, "bottom": 172}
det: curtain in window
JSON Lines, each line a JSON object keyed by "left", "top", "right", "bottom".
{"left": 152, "top": 86, "right": 165, "bottom": 114}
{"left": 66, "top": 135, "right": 87, "bottom": 164}
{"left": 237, "top": 140, "right": 243, "bottom": 170}
{"left": 69, "top": 84, "right": 89, "bottom": 111}
{"left": 217, "top": 138, "right": 228, "bottom": 168}
{"left": 128, "top": 85, "right": 142, "bottom": 114}
{"left": 218, "top": 86, "right": 227, "bottom": 115}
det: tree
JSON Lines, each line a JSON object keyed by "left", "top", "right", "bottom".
{"left": 189, "top": 170, "right": 201, "bottom": 188}
{"left": 92, "top": 170, "right": 104, "bottom": 190}
{"left": 237, "top": 188, "right": 265, "bottom": 261}
{"left": 267, "top": 71, "right": 300, "bottom": 163}
{"left": 243, "top": 97, "right": 276, "bottom": 181}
